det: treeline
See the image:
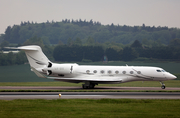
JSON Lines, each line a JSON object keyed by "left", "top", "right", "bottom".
{"left": 1, "top": 35, "right": 180, "bottom": 64}
{"left": 53, "top": 45, "right": 138, "bottom": 62}
{"left": 53, "top": 46, "right": 104, "bottom": 62}
{"left": 53, "top": 39, "right": 180, "bottom": 62}
{"left": 1, "top": 38, "right": 180, "bottom": 66}
{"left": 1, "top": 19, "right": 180, "bottom": 46}
{"left": 0, "top": 51, "right": 27, "bottom": 66}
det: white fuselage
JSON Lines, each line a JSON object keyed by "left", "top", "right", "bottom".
{"left": 43, "top": 63, "right": 176, "bottom": 84}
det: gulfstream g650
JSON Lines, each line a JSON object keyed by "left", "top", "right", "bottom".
{"left": 7, "top": 45, "right": 176, "bottom": 89}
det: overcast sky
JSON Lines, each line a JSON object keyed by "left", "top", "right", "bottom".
{"left": 0, "top": 0, "right": 180, "bottom": 34}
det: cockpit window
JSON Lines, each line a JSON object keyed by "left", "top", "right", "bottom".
{"left": 156, "top": 70, "right": 161, "bottom": 72}
{"left": 161, "top": 70, "right": 166, "bottom": 72}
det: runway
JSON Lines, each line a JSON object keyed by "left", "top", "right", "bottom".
{"left": 1, "top": 86, "right": 180, "bottom": 90}
{"left": 1, "top": 86, "right": 180, "bottom": 100}
{"left": 0, "top": 92, "right": 180, "bottom": 100}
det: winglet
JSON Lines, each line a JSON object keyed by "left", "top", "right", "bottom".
{"left": 31, "top": 67, "right": 47, "bottom": 78}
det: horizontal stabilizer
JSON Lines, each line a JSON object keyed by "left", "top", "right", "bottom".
{"left": 5, "top": 46, "right": 38, "bottom": 51}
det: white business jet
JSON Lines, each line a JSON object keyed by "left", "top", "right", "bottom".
{"left": 7, "top": 45, "right": 176, "bottom": 89}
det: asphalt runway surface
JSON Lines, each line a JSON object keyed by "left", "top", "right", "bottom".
{"left": 0, "top": 86, "right": 180, "bottom": 100}
{"left": 0, "top": 92, "right": 180, "bottom": 100}
{"left": 1, "top": 86, "right": 180, "bottom": 90}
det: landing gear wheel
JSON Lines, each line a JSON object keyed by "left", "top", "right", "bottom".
{"left": 89, "top": 84, "right": 95, "bottom": 89}
{"left": 82, "top": 84, "right": 86, "bottom": 89}
{"left": 82, "top": 83, "right": 95, "bottom": 89}
{"left": 161, "top": 85, "right": 166, "bottom": 89}
{"left": 160, "top": 81, "right": 166, "bottom": 89}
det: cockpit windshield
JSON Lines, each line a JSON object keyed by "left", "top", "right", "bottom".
{"left": 156, "top": 69, "right": 166, "bottom": 72}
{"left": 161, "top": 70, "right": 166, "bottom": 72}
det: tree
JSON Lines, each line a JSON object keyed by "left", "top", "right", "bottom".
{"left": 122, "top": 47, "right": 139, "bottom": 61}
{"left": 105, "top": 48, "right": 119, "bottom": 61}
{"left": 58, "top": 40, "right": 64, "bottom": 45}
{"left": 0, "top": 53, "right": 8, "bottom": 66}
{"left": 74, "top": 37, "right": 82, "bottom": 46}
{"left": 0, "top": 40, "right": 9, "bottom": 48}
{"left": 11, "top": 25, "right": 20, "bottom": 43}
{"left": 86, "top": 37, "right": 95, "bottom": 46}
{"left": 131, "top": 40, "right": 142, "bottom": 48}
{"left": 67, "top": 38, "right": 73, "bottom": 46}
{"left": 0, "top": 34, "right": 4, "bottom": 43}
{"left": 142, "top": 24, "right": 146, "bottom": 30}
{"left": 7, "top": 52, "right": 15, "bottom": 65}
{"left": 4, "top": 26, "right": 11, "bottom": 41}
{"left": 169, "top": 39, "right": 180, "bottom": 48}
{"left": 53, "top": 45, "right": 104, "bottom": 62}
{"left": 23, "top": 36, "right": 44, "bottom": 47}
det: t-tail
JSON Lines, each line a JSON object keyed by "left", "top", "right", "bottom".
{"left": 6, "top": 45, "right": 52, "bottom": 77}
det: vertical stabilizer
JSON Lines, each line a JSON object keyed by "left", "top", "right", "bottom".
{"left": 17, "top": 45, "right": 50, "bottom": 69}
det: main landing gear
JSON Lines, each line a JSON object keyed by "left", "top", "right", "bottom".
{"left": 82, "top": 82, "right": 97, "bottom": 89}
{"left": 160, "top": 81, "right": 166, "bottom": 89}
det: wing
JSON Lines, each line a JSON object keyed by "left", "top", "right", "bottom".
{"left": 47, "top": 76, "right": 122, "bottom": 82}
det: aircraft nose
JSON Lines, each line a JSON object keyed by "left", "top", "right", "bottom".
{"left": 166, "top": 73, "right": 177, "bottom": 80}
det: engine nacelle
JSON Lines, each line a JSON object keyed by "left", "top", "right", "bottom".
{"left": 45, "top": 63, "right": 78, "bottom": 75}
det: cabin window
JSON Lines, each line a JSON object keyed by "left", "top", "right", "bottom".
{"left": 130, "top": 71, "right": 134, "bottom": 74}
{"left": 86, "top": 70, "right": 90, "bottom": 73}
{"left": 108, "top": 70, "right": 112, "bottom": 74}
{"left": 137, "top": 71, "right": 141, "bottom": 74}
{"left": 156, "top": 70, "right": 161, "bottom": 72}
{"left": 93, "top": 70, "right": 97, "bottom": 73}
{"left": 101, "top": 70, "right": 105, "bottom": 74}
{"left": 115, "top": 71, "right": 119, "bottom": 74}
{"left": 122, "top": 71, "right": 126, "bottom": 74}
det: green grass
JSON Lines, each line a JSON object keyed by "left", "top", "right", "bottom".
{"left": 0, "top": 99, "right": 180, "bottom": 117}
{"left": 0, "top": 64, "right": 53, "bottom": 82}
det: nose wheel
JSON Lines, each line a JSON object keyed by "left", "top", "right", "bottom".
{"left": 160, "top": 81, "right": 166, "bottom": 89}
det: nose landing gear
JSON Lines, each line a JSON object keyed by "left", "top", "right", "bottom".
{"left": 160, "top": 81, "right": 166, "bottom": 89}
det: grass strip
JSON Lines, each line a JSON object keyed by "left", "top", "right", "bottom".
{"left": 0, "top": 99, "right": 180, "bottom": 117}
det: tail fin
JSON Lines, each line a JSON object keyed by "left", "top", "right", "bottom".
{"left": 15, "top": 45, "right": 50, "bottom": 69}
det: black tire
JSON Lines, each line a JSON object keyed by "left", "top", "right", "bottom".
{"left": 161, "top": 85, "right": 166, "bottom": 89}
{"left": 82, "top": 84, "right": 86, "bottom": 89}
{"left": 89, "top": 84, "right": 94, "bottom": 89}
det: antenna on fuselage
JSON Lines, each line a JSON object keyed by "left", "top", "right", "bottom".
{"left": 126, "top": 64, "right": 128, "bottom": 66}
